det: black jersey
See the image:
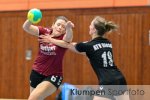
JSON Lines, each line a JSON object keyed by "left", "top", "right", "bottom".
{"left": 75, "top": 37, "right": 126, "bottom": 85}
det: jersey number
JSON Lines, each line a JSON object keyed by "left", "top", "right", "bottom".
{"left": 101, "top": 51, "right": 113, "bottom": 67}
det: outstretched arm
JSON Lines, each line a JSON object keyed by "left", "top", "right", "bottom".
{"left": 69, "top": 42, "right": 83, "bottom": 54}
{"left": 38, "top": 35, "right": 69, "bottom": 48}
{"left": 22, "top": 19, "right": 39, "bottom": 36}
{"left": 38, "top": 35, "right": 85, "bottom": 55}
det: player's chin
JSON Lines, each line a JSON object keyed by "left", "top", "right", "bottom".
{"left": 55, "top": 32, "right": 64, "bottom": 36}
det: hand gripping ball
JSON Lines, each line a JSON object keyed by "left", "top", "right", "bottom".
{"left": 27, "top": 8, "right": 42, "bottom": 24}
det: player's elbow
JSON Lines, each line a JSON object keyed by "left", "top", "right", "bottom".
{"left": 22, "top": 23, "right": 26, "bottom": 30}
{"left": 22, "top": 23, "right": 29, "bottom": 32}
{"left": 22, "top": 20, "right": 32, "bottom": 31}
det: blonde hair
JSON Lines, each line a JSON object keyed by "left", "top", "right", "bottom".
{"left": 93, "top": 16, "right": 118, "bottom": 36}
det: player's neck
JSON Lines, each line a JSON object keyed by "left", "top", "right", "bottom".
{"left": 92, "top": 34, "right": 103, "bottom": 39}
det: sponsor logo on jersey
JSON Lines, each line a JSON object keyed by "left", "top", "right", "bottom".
{"left": 93, "top": 43, "right": 112, "bottom": 51}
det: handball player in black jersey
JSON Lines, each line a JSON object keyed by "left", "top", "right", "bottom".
{"left": 39, "top": 16, "right": 130, "bottom": 100}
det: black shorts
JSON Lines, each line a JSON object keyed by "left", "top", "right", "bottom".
{"left": 30, "top": 70, "right": 63, "bottom": 89}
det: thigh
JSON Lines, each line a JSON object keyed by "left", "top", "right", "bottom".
{"left": 30, "top": 86, "right": 35, "bottom": 94}
{"left": 29, "top": 81, "right": 57, "bottom": 100}
{"left": 29, "top": 75, "right": 63, "bottom": 100}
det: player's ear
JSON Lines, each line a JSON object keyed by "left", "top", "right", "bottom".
{"left": 93, "top": 27, "right": 97, "bottom": 34}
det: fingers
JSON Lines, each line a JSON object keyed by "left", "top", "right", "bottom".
{"left": 38, "top": 38, "right": 44, "bottom": 43}
{"left": 38, "top": 38, "right": 49, "bottom": 43}
{"left": 38, "top": 34, "right": 52, "bottom": 43}
{"left": 66, "top": 21, "right": 74, "bottom": 28}
{"left": 38, "top": 35, "right": 47, "bottom": 42}
{"left": 38, "top": 35, "right": 44, "bottom": 38}
{"left": 70, "top": 22, "right": 74, "bottom": 28}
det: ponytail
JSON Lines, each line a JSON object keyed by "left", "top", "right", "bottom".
{"left": 105, "top": 21, "right": 118, "bottom": 33}
{"left": 93, "top": 16, "right": 118, "bottom": 36}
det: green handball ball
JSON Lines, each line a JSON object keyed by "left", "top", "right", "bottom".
{"left": 27, "top": 8, "right": 42, "bottom": 24}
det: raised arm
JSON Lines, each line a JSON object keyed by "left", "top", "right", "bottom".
{"left": 38, "top": 21, "right": 74, "bottom": 48}
{"left": 38, "top": 20, "right": 85, "bottom": 55}
{"left": 22, "top": 19, "right": 39, "bottom": 36}
{"left": 62, "top": 21, "right": 74, "bottom": 42}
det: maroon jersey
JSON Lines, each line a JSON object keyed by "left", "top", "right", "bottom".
{"left": 32, "top": 26, "right": 67, "bottom": 76}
